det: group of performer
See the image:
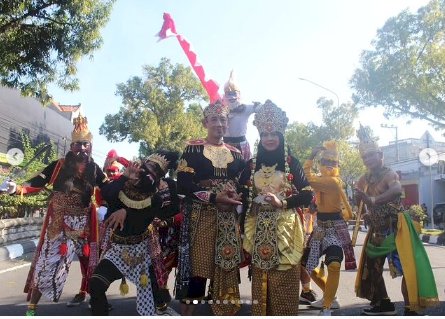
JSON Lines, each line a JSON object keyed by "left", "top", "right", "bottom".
{"left": 2, "top": 72, "right": 440, "bottom": 316}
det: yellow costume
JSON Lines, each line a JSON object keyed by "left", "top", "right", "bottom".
{"left": 240, "top": 100, "right": 312, "bottom": 315}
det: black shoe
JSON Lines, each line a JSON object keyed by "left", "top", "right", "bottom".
{"left": 404, "top": 308, "right": 421, "bottom": 316}
{"left": 88, "top": 302, "right": 113, "bottom": 312}
{"left": 362, "top": 301, "right": 396, "bottom": 316}
{"left": 66, "top": 293, "right": 86, "bottom": 307}
{"left": 299, "top": 289, "right": 318, "bottom": 304}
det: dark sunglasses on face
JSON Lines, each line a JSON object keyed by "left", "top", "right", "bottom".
{"left": 74, "top": 141, "right": 91, "bottom": 147}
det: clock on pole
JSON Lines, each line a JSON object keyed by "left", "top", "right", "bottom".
{"left": 419, "top": 148, "right": 438, "bottom": 166}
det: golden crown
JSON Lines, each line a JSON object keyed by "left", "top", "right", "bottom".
{"left": 146, "top": 153, "right": 169, "bottom": 173}
{"left": 71, "top": 114, "right": 93, "bottom": 142}
{"left": 321, "top": 140, "right": 339, "bottom": 161}
{"left": 224, "top": 70, "right": 240, "bottom": 93}
{"left": 356, "top": 124, "right": 380, "bottom": 156}
{"left": 203, "top": 99, "right": 229, "bottom": 119}
{"left": 253, "top": 100, "right": 288, "bottom": 134}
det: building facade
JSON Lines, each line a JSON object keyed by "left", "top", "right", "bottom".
{"left": 0, "top": 86, "right": 81, "bottom": 164}
{"left": 381, "top": 131, "right": 445, "bottom": 225}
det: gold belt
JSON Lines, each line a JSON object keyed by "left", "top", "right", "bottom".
{"left": 317, "top": 220, "right": 338, "bottom": 228}
{"left": 111, "top": 230, "right": 150, "bottom": 245}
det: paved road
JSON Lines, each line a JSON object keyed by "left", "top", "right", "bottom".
{"left": 0, "top": 230, "right": 444, "bottom": 316}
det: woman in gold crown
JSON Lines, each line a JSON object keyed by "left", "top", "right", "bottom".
{"left": 301, "top": 141, "right": 356, "bottom": 315}
{"left": 239, "top": 100, "right": 313, "bottom": 315}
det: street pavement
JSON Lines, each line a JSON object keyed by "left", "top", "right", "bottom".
{"left": 0, "top": 230, "right": 444, "bottom": 316}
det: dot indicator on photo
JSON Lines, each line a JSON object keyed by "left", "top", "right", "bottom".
{"left": 6, "top": 148, "right": 24, "bottom": 166}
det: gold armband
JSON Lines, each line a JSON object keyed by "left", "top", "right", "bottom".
{"left": 281, "top": 199, "right": 288, "bottom": 209}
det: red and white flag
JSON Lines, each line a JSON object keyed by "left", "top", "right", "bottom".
{"left": 157, "top": 13, "right": 220, "bottom": 103}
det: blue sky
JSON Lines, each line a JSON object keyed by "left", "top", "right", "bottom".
{"left": 48, "top": 0, "right": 441, "bottom": 165}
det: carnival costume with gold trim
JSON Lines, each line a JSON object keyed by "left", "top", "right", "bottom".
{"left": 354, "top": 125, "right": 439, "bottom": 312}
{"left": 239, "top": 100, "right": 313, "bottom": 315}
{"left": 302, "top": 140, "right": 356, "bottom": 310}
{"left": 176, "top": 101, "right": 246, "bottom": 316}
{"left": 22, "top": 114, "right": 106, "bottom": 304}
{"left": 90, "top": 152, "right": 180, "bottom": 316}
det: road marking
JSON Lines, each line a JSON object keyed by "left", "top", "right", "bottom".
{"left": 0, "top": 262, "right": 31, "bottom": 274}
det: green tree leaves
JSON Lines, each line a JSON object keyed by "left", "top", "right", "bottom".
{"left": 0, "top": 132, "right": 57, "bottom": 218}
{"left": 99, "top": 58, "right": 208, "bottom": 156}
{"left": 285, "top": 99, "right": 364, "bottom": 189}
{"left": 0, "top": 0, "right": 115, "bottom": 104}
{"left": 350, "top": 0, "right": 445, "bottom": 130}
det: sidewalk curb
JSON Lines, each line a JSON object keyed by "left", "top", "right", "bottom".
{"left": 0, "top": 238, "right": 38, "bottom": 261}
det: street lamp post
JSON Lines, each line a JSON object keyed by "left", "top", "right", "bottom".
{"left": 298, "top": 77, "right": 341, "bottom": 134}
{"left": 298, "top": 77, "right": 340, "bottom": 108}
{"left": 381, "top": 124, "right": 399, "bottom": 162}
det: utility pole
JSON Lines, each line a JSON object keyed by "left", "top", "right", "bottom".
{"left": 298, "top": 77, "right": 340, "bottom": 133}
{"left": 381, "top": 124, "right": 399, "bottom": 162}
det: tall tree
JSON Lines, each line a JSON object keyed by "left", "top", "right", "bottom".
{"left": 337, "top": 140, "right": 366, "bottom": 198}
{"left": 286, "top": 99, "right": 358, "bottom": 160}
{"left": 0, "top": 0, "right": 115, "bottom": 104}
{"left": 285, "top": 99, "right": 361, "bottom": 188}
{"left": 350, "top": 0, "right": 445, "bottom": 131}
{"left": 99, "top": 58, "right": 208, "bottom": 156}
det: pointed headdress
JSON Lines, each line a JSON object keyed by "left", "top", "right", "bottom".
{"left": 253, "top": 99, "right": 288, "bottom": 135}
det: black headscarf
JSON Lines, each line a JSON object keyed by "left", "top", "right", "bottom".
{"left": 255, "top": 132, "right": 286, "bottom": 172}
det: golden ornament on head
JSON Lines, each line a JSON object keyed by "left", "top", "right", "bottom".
{"left": 203, "top": 99, "right": 229, "bottom": 119}
{"left": 253, "top": 100, "right": 288, "bottom": 134}
{"left": 71, "top": 114, "right": 92, "bottom": 142}
{"left": 146, "top": 153, "right": 169, "bottom": 173}
{"left": 321, "top": 140, "right": 339, "bottom": 162}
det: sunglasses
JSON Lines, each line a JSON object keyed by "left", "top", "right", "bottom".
{"left": 74, "top": 141, "right": 91, "bottom": 147}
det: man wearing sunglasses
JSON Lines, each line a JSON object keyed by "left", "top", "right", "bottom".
{"left": 7, "top": 114, "right": 109, "bottom": 316}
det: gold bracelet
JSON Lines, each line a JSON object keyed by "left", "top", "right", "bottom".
{"left": 281, "top": 199, "right": 288, "bottom": 209}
